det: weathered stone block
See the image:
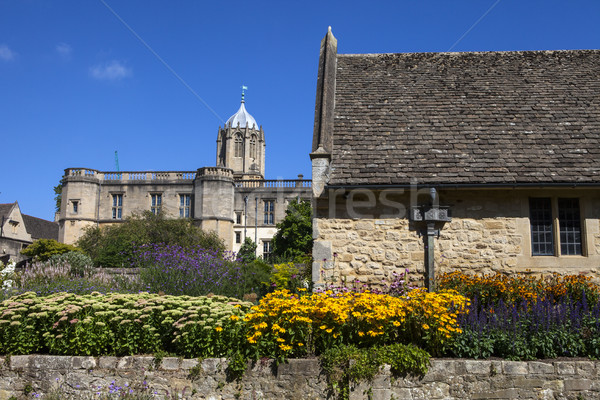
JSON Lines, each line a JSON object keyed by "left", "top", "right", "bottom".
{"left": 465, "top": 360, "right": 491, "bottom": 375}
{"left": 556, "top": 362, "right": 576, "bottom": 375}
{"left": 160, "top": 357, "right": 180, "bottom": 370}
{"left": 528, "top": 361, "right": 554, "bottom": 375}
{"left": 484, "top": 221, "right": 505, "bottom": 230}
{"left": 9, "top": 355, "right": 30, "bottom": 370}
{"left": 502, "top": 361, "right": 528, "bottom": 375}
{"left": 564, "top": 379, "right": 592, "bottom": 391}
{"left": 71, "top": 356, "right": 97, "bottom": 370}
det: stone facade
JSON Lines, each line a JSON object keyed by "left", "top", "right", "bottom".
{"left": 312, "top": 188, "right": 600, "bottom": 287}
{"left": 309, "top": 29, "right": 600, "bottom": 287}
{"left": 1, "top": 355, "right": 600, "bottom": 399}
{"left": 57, "top": 100, "right": 311, "bottom": 255}
{"left": 0, "top": 202, "right": 58, "bottom": 264}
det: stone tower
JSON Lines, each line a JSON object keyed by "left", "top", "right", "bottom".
{"left": 216, "top": 95, "right": 266, "bottom": 180}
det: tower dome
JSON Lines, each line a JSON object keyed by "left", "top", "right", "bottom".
{"left": 226, "top": 100, "right": 258, "bottom": 129}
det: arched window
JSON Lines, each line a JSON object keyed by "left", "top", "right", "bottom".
{"left": 234, "top": 133, "right": 243, "bottom": 157}
{"left": 250, "top": 134, "right": 257, "bottom": 159}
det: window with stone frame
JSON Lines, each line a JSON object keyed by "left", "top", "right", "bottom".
{"left": 235, "top": 231, "right": 241, "bottom": 244}
{"left": 151, "top": 193, "right": 162, "bottom": 215}
{"left": 179, "top": 194, "right": 191, "bottom": 218}
{"left": 263, "top": 200, "right": 274, "bottom": 225}
{"left": 234, "top": 133, "right": 243, "bottom": 157}
{"left": 263, "top": 240, "right": 272, "bottom": 260}
{"left": 250, "top": 134, "right": 257, "bottom": 159}
{"left": 112, "top": 194, "right": 123, "bottom": 220}
{"left": 236, "top": 212, "right": 242, "bottom": 225}
{"left": 529, "top": 197, "right": 583, "bottom": 256}
{"left": 72, "top": 200, "right": 79, "bottom": 214}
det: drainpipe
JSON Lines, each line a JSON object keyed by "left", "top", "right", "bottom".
{"left": 243, "top": 196, "right": 248, "bottom": 241}
{"left": 254, "top": 197, "right": 258, "bottom": 257}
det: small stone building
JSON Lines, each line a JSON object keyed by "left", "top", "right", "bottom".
{"left": 0, "top": 202, "right": 59, "bottom": 264}
{"left": 57, "top": 98, "right": 311, "bottom": 256}
{"left": 310, "top": 29, "right": 600, "bottom": 287}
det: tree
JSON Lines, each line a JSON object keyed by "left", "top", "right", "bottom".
{"left": 271, "top": 199, "right": 312, "bottom": 260}
{"left": 76, "top": 211, "right": 225, "bottom": 267}
{"left": 53, "top": 180, "right": 63, "bottom": 213}
{"left": 21, "top": 239, "right": 83, "bottom": 262}
{"left": 237, "top": 238, "right": 257, "bottom": 263}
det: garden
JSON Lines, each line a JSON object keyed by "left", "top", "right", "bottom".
{"left": 1, "top": 211, "right": 599, "bottom": 399}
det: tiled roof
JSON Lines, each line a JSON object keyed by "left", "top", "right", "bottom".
{"left": 22, "top": 215, "right": 59, "bottom": 241}
{"left": 327, "top": 49, "right": 600, "bottom": 186}
{"left": 0, "top": 203, "right": 14, "bottom": 219}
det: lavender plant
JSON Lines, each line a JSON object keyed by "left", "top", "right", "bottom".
{"left": 15, "top": 261, "right": 139, "bottom": 297}
{"left": 133, "top": 244, "right": 248, "bottom": 298}
{"left": 449, "top": 294, "right": 600, "bottom": 360}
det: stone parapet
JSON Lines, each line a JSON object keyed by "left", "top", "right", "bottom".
{"left": 0, "top": 356, "right": 599, "bottom": 399}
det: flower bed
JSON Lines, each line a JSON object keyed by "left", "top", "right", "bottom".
{"left": 0, "top": 291, "right": 251, "bottom": 357}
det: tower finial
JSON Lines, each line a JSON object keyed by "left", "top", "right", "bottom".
{"left": 241, "top": 84, "right": 248, "bottom": 103}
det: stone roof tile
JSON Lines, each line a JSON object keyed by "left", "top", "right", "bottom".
{"left": 329, "top": 50, "right": 600, "bottom": 186}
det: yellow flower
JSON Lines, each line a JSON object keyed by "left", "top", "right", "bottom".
{"left": 279, "top": 344, "right": 292, "bottom": 352}
{"left": 215, "top": 326, "right": 223, "bottom": 332}
{"left": 422, "top": 323, "right": 429, "bottom": 330}
{"left": 230, "top": 315, "right": 239, "bottom": 321}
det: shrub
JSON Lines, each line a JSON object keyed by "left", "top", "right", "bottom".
{"left": 438, "top": 271, "right": 600, "bottom": 308}
{"left": 271, "top": 199, "right": 312, "bottom": 260}
{"left": 20, "top": 239, "right": 82, "bottom": 262}
{"left": 134, "top": 244, "right": 245, "bottom": 298}
{"left": 321, "top": 343, "right": 430, "bottom": 399}
{"left": 48, "top": 251, "right": 93, "bottom": 277}
{"left": 0, "top": 291, "right": 251, "bottom": 357}
{"left": 15, "top": 260, "right": 139, "bottom": 296}
{"left": 242, "top": 288, "right": 469, "bottom": 361}
{"left": 237, "top": 238, "right": 257, "bottom": 263}
{"left": 77, "top": 212, "right": 225, "bottom": 267}
{"left": 450, "top": 294, "right": 600, "bottom": 360}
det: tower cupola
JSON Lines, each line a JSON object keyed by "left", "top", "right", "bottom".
{"left": 216, "top": 92, "right": 265, "bottom": 180}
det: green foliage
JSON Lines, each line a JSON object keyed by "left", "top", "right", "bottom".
{"left": 269, "top": 262, "right": 311, "bottom": 293}
{"left": 48, "top": 251, "right": 93, "bottom": 277}
{"left": 0, "top": 291, "right": 251, "bottom": 357}
{"left": 226, "top": 350, "right": 248, "bottom": 382}
{"left": 237, "top": 238, "right": 257, "bottom": 263}
{"left": 76, "top": 211, "right": 225, "bottom": 267}
{"left": 271, "top": 199, "right": 312, "bottom": 260}
{"left": 53, "top": 181, "right": 63, "bottom": 213}
{"left": 320, "top": 343, "right": 430, "bottom": 399}
{"left": 239, "top": 258, "right": 272, "bottom": 299}
{"left": 15, "top": 260, "right": 139, "bottom": 297}
{"left": 20, "top": 239, "right": 82, "bottom": 262}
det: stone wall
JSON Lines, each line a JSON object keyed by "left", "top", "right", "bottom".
{"left": 312, "top": 188, "right": 600, "bottom": 287}
{"left": 1, "top": 355, "right": 599, "bottom": 399}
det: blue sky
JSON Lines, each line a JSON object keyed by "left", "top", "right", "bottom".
{"left": 1, "top": 0, "right": 599, "bottom": 221}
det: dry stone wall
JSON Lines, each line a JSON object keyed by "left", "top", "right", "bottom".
{"left": 1, "top": 355, "right": 599, "bottom": 399}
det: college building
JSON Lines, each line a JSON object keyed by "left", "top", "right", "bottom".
{"left": 57, "top": 97, "right": 311, "bottom": 257}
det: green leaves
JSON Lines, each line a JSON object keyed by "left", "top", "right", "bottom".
{"left": 0, "top": 292, "right": 251, "bottom": 357}
{"left": 20, "top": 239, "right": 83, "bottom": 262}
{"left": 76, "top": 211, "right": 225, "bottom": 267}
{"left": 271, "top": 199, "right": 312, "bottom": 260}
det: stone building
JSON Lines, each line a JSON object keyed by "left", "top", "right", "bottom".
{"left": 0, "top": 202, "right": 59, "bottom": 264}
{"left": 57, "top": 98, "right": 311, "bottom": 257}
{"left": 310, "top": 28, "right": 600, "bottom": 287}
